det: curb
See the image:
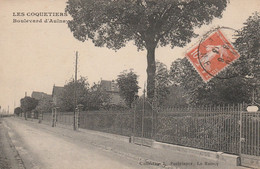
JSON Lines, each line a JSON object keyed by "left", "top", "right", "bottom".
{"left": 152, "top": 141, "right": 240, "bottom": 167}
{"left": 2, "top": 120, "right": 26, "bottom": 169}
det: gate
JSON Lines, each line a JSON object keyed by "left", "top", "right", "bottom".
{"left": 132, "top": 98, "right": 156, "bottom": 146}
{"left": 240, "top": 111, "right": 260, "bottom": 168}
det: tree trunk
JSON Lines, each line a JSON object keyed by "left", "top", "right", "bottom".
{"left": 146, "top": 45, "right": 156, "bottom": 99}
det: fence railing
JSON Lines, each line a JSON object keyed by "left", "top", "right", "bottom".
{"left": 241, "top": 111, "right": 260, "bottom": 156}
{"left": 155, "top": 105, "right": 241, "bottom": 155}
{"left": 38, "top": 104, "right": 259, "bottom": 157}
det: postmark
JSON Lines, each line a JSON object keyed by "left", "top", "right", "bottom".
{"left": 186, "top": 27, "right": 241, "bottom": 82}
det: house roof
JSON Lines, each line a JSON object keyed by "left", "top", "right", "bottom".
{"left": 52, "top": 86, "right": 64, "bottom": 97}
{"left": 31, "top": 91, "right": 52, "bottom": 101}
{"left": 100, "top": 80, "right": 119, "bottom": 92}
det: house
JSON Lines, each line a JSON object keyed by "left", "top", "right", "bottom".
{"left": 100, "top": 80, "right": 125, "bottom": 105}
{"left": 31, "top": 91, "right": 52, "bottom": 101}
{"left": 52, "top": 85, "right": 64, "bottom": 107}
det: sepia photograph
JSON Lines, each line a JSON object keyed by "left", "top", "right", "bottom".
{"left": 0, "top": 0, "right": 259, "bottom": 168}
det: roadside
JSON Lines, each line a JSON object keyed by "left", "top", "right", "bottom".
{"left": 0, "top": 118, "right": 25, "bottom": 169}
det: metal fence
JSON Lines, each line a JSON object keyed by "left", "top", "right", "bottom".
{"left": 42, "top": 110, "right": 134, "bottom": 136}
{"left": 155, "top": 105, "right": 241, "bottom": 155}
{"left": 40, "top": 103, "right": 260, "bottom": 157}
{"left": 241, "top": 111, "right": 260, "bottom": 156}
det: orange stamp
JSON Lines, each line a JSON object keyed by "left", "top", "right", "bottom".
{"left": 186, "top": 29, "right": 240, "bottom": 82}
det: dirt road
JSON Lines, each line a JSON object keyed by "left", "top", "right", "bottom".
{"left": 0, "top": 118, "right": 25, "bottom": 169}
{"left": 1, "top": 117, "right": 151, "bottom": 169}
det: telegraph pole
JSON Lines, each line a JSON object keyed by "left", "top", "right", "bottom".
{"left": 73, "top": 51, "right": 78, "bottom": 130}
{"left": 14, "top": 100, "right": 16, "bottom": 114}
{"left": 141, "top": 83, "right": 146, "bottom": 145}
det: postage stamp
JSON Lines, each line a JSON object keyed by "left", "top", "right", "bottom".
{"left": 186, "top": 28, "right": 241, "bottom": 82}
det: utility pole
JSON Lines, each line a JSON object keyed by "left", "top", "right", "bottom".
{"left": 14, "top": 100, "right": 16, "bottom": 114}
{"left": 141, "top": 83, "right": 146, "bottom": 145}
{"left": 73, "top": 51, "right": 78, "bottom": 130}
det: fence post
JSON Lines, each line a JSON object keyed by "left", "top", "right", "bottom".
{"left": 141, "top": 88, "right": 146, "bottom": 145}
{"left": 55, "top": 108, "right": 57, "bottom": 127}
{"left": 133, "top": 105, "right": 136, "bottom": 137}
{"left": 38, "top": 112, "right": 42, "bottom": 123}
{"left": 75, "top": 108, "right": 79, "bottom": 130}
{"left": 239, "top": 103, "right": 242, "bottom": 155}
{"left": 52, "top": 108, "right": 54, "bottom": 127}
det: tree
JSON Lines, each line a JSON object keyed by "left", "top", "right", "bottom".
{"left": 170, "top": 58, "right": 206, "bottom": 104}
{"left": 20, "top": 97, "right": 38, "bottom": 119}
{"left": 233, "top": 12, "right": 260, "bottom": 104}
{"left": 14, "top": 107, "right": 22, "bottom": 116}
{"left": 20, "top": 97, "right": 38, "bottom": 112}
{"left": 66, "top": 0, "right": 228, "bottom": 99}
{"left": 155, "top": 61, "right": 171, "bottom": 105}
{"left": 35, "top": 98, "right": 52, "bottom": 114}
{"left": 116, "top": 70, "right": 140, "bottom": 108}
{"left": 61, "top": 77, "right": 89, "bottom": 111}
{"left": 169, "top": 57, "right": 254, "bottom": 105}
{"left": 87, "top": 82, "right": 111, "bottom": 110}
{"left": 162, "top": 85, "right": 189, "bottom": 107}
{"left": 234, "top": 12, "right": 260, "bottom": 77}
{"left": 169, "top": 13, "right": 260, "bottom": 105}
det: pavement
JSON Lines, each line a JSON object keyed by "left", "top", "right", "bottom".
{"left": 3, "top": 117, "right": 254, "bottom": 169}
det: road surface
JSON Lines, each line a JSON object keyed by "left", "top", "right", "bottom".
{"left": 0, "top": 117, "right": 152, "bottom": 169}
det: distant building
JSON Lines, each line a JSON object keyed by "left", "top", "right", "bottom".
{"left": 31, "top": 91, "right": 52, "bottom": 101}
{"left": 52, "top": 85, "right": 64, "bottom": 107}
{"left": 100, "top": 80, "right": 125, "bottom": 105}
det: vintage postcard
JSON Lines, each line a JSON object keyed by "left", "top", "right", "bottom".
{"left": 0, "top": 0, "right": 259, "bottom": 168}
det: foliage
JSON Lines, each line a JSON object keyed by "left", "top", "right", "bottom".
{"left": 154, "top": 61, "right": 171, "bottom": 105}
{"left": 60, "top": 77, "right": 115, "bottom": 111}
{"left": 116, "top": 69, "right": 140, "bottom": 108}
{"left": 66, "top": 0, "right": 228, "bottom": 99}
{"left": 169, "top": 57, "right": 253, "bottom": 105}
{"left": 14, "top": 107, "right": 22, "bottom": 116}
{"left": 169, "top": 58, "right": 202, "bottom": 104}
{"left": 233, "top": 12, "right": 260, "bottom": 79}
{"left": 20, "top": 97, "right": 38, "bottom": 112}
{"left": 75, "top": 112, "right": 133, "bottom": 136}
{"left": 35, "top": 98, "right": 52, "bottom": 114}
{"left": 169, "top": 13, "right": 260, "bottom": 105}
{"left": 162, "top": 85, "right": 189, "bottom": 107}
{"left": 61, "top": 77, "right": 89, "bottom": 111}
{"left": 102, "top": 104, "right": 129, "bottom": 111}
{"left": 233, "top": 12, "right": 260, "bottom": 104}
{"left": 87, "top": 82, "right": 111, "bottom": 110}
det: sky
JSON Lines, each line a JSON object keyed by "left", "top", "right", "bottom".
{"left": 0, "top": 0, "right": 259, "bottom": 113}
